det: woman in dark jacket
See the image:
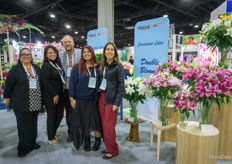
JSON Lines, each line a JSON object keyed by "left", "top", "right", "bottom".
{"left": 69, "top": 45, "right": 101, "bottom": 152}
{"left": 97, "top": 43, "right": 124, "bottom": 159}
{"left": 4, "top": 48, "right": 42, "bottom": 157}
{"left": 41, "top": 45, "right": 65, "bottom": 145}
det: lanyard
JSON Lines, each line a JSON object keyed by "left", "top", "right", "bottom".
{"left": 103, "top": 67, "right": 106, "bottom": 78}
{"left": 22, "top": 64, "right": 35, "bottom": 77}
{"left": 86, "top": 65, "right": 96, "bottom": 77}
{"left": 49, "top": 61, "right": 63, "bottom": 76}
{"left": 66, "top": 52, "right": 75, "bottom": 66}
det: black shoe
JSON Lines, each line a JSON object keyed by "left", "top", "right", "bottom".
{"left": 103, "top": 154, "right": 114, "bottom": 159}
{"left": 92, "top": 137, "right": 101, "bottom": 151}
{"left": 84, "top": 136, "right": 91, "bottom": 152}
{"left": 102, "top": 149, "right": 108, "bottom": 154}
{"left": 67, "top": 135, "right": 72, "bottom": 142}
{"left": 18, "top": 152, "right": 27, "bottom": 157}
{"left": 33, "top": 143, "right": 41, "bottom": 150}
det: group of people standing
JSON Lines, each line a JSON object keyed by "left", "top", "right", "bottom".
{"left": 4, "top": 35, "right": 124, "bottom": 160}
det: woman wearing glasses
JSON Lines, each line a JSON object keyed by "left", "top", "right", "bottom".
{"left": 4, "top": 48, "right": 42, "bottom": 157}
{"left": 41, "top": 45, "right": 65, "bottom": 145}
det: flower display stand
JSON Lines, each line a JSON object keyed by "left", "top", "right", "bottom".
{"left": 211, "top": 102, "right": 232, "bottom": 160}
{"left": 125, "top": 118, "right": 144, "bottom": 142}
{"left": 150, "top": 121, "right": 176, "bottom": 161}
{"left": 175, "top": 121, "right": 219, "bottom": 164}
{"left": 161, "top": 106, "right": 179, "bottom": 142}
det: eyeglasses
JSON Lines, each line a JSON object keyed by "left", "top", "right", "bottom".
{"left": 21, "top": 53, "right": 31, "bottom": 57}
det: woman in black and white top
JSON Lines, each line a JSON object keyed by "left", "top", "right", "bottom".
{"left": 41, "top": 45, "right": 65, "bottom": 145}
{"left": 4, "top": 48, "right": 42, "bottom": 157}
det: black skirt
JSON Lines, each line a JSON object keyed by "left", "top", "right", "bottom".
{"left": 70, "top": 98, "right": 102, "bottom": 150}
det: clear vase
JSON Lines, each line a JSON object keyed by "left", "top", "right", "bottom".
{"left": 129, "top": 100, "right": 139, "bottom": 122}
{"left": 218, "top": 47, "right": 231, "bottom": 69}
{"left": 198, "top": 100, "right": 214, "bottom": 128}
{"left": 158, "top": 98, "right": 169, "bottom": 126}
{"left": 179, "top": 112, "right": 188, "bottom": 129}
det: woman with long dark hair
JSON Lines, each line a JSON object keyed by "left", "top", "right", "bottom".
{"left": 97, "top": 43, "right": 124, "bottom": 159}
{"left": 4, "top": 48, "right": 42, "bottom": 157}
{"left": 69, "top": 45, "right": 101, "bottom": 151}
{"left": 41, "top": 45, "right": 65, "bottom": 145}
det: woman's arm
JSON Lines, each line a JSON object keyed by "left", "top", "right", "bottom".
{"left": 69, "top": 68, "right": 78, "bottom": 109}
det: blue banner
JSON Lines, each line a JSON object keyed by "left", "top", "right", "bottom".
{"left": 134, "top": 17, "right": 169, "bottom": 77}
{"left": 87, "top": 28, "right": 108, "bottom": 50}
{"left": 227, "top": 0, "right": 232, "bottom": 12}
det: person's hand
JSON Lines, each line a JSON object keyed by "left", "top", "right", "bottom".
{"left": 53, "top": 95, "right": 59, "bottom": 105}
{"left": 5, "top": 98, "right": 10, "bottom": 107}
{"left": 112, "top": 105, "right": 118, "bottom": 111}
{"left": 71, "top": 99, "right": 76, "bottom": 109}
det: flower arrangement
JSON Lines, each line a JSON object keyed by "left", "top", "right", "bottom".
{"left": 172, "top": 91, "right": 198, "bottom": 128}
{"left": 155, "top": 61, "right": 193, "bottom": 80}
{"left": 124, "top": 76, "right": 152, "bottom": 121}
{"left": 122, "top": 61, "right": 132, "bottom": 70}
{"left": 94, "top": 49, "right": 103, "bottom": 62}
{"left": 182, "top": 64, "right": 232, "bottom": 126}
{"left": 143, "top": 71, "right": 182, "bottom": 125}
{"left": 200, "top": 13, "right": 232, "bottom": 68}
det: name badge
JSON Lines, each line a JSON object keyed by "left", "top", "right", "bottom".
{"left": 60, "top": 75, "right": 66, "bottom": 84}
{"left": 29, "top": 78, "right": 37, "bottom": 89}
{"left": 100, "top": 78, "right": 107, "bottom": 90}
{"left": 67, "top": 67, "right": 72, "bottom": 77}
{"left": 88, "top": 77, "right": 96, "bottom": 88}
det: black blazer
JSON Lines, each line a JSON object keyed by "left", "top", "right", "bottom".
{"left": 96, "top": 60, "right": 124, "bottom": 107}
{"left": 41, "top": 62, "right": 64, "bottom": 98}
{"left": 4, "top": 63, "right": 42, "bottom": 112}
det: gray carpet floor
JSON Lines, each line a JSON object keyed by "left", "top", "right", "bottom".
{"left": 0, "top": 109, "right": 231, "bottom": 164}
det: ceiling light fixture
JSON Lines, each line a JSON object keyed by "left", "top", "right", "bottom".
{"left": 124, "top": 26, "right": 134, "bottom": 30}
{"left": 179, "top": 32, "right": 183, "bottom": 34}
{"left": 81, "top": 36, "right": 84, "bottom": 38}
{"left": 23, "top": 36, "right": 27, "bottom": 38}
{"left": 194, "top": 25, "right": 199, "bottom": 28}
{"left": 163, "top": 15, "right": 168, "bottom": 18}
{"left": 128, "top": 44, "right": 130, "bottom": 46}
{"left": 66, "top": 25, "right": 71, "bottom": 28}
{"left": 50, "top": 14, "right": 55, "bottom": 18}
{"left": 75, "top": 31, "right": 78, "bottom": 34}
{"left": 52, "top": 36, "right": 55, "bottom": 38}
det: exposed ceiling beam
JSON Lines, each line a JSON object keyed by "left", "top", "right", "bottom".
{"left": 114, "top": 0, "right": 144, "bottom": 10}
{"left": 22, "top": 0, "right": 64, "bottom": 19}
{"left": 54, "top": 12, "right": 96, "bottom": 21}
{"left": 153, "top": 0, "right": 198, "bottom": 19}
{"left": 57, "top": 3, "right": 68, "bottom": 13}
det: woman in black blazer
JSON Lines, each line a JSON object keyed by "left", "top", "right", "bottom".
{"left": 41, "top": 45, "right": 65, "bottom": 145}
{"left": 4, "top": 48, "right": 42, "bottom": 157}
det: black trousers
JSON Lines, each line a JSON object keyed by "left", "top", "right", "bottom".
{"left": 44, "top": 93, "right": 64, "bottom": 140}
{"left": 14, "top": 111, "right": 38, "bottom": 154}
{"left": 64, "top": 89, "right": 71, "bottom": 135}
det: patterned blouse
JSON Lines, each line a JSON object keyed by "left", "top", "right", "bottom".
{"left": 24, "top": 66, "right": 42, "bottom": 112}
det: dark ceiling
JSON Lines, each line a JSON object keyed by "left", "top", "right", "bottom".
{"left": 0, "top": 0, "right": 225, "bottom": 48}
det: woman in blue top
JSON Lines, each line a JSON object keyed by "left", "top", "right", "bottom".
{"left": 69, "top": 45, "right": 101, "bottom": 152}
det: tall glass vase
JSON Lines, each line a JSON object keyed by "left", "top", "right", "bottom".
{"left": 218, "top": 47, "right": 231, "bottom": 69}
{"left": 158, "top": 98, "right": 169, "bottom": 126}
{"left": 179, "top": 112, "right": 188, "bottom": 129}
{"left": 129, "top": 100, "right": 139, "bottom": 122}
{"left": 198, "top": 100, "right": 214, "bottom": 128}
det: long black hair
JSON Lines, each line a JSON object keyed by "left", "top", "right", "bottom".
{"left": 17, "top": 48, "right": 34, "bottom": 64}
{"left": 43, "top": 45, "right": 62, "bottom": 66}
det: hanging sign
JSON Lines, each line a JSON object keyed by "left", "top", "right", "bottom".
{"left": 87, "top": 28, "right": 108, "bottom": 50}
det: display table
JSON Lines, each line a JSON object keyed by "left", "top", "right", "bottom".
{"left": 125, "top": 118, "right": 144, "bottom": 142}
{"left": 211, "top": 102, "right": 232, "bottom": 160}
{"left": 161, "top": 107, "right": 179, "bottom": 142}
{"left": 150, "top": 121, "right": 176, "bottom": 161}
{"left": 175, "top": 121, "right": 219, "bottom": 164}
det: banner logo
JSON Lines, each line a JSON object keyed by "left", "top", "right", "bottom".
{"left": 88, "top": 32, "right": 105, "bottom": 38}
{"left": 137, "top": 23, "right": 166, "bottom": 31}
